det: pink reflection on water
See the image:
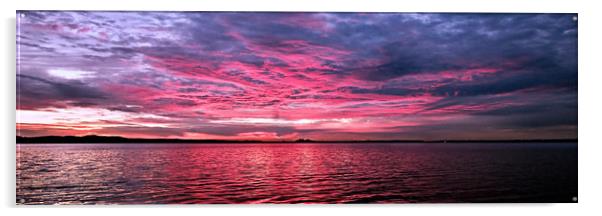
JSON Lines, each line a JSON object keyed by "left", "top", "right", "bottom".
{"left": 17, "top": 143, "right": 578, "bottom": 204}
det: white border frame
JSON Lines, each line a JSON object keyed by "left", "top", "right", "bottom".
{"left": 3, "top": 0, "right": 601, "bottom": 215}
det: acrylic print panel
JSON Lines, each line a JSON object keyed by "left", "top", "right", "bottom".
{"left": 16, "top": 11, "right": 578, "bottom": 204}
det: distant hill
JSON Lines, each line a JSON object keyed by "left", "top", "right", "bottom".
{"left": 16, "top": 135, "right": 577, "bottom": 144}
{"left": 16, "top": 135, "right": 250, "bottom": 143}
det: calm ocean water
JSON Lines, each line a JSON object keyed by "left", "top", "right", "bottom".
{"left": 16, "top": 143, "right": 577, "bottom": 204}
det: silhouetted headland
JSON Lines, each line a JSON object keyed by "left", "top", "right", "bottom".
{"left": 16, "top": 135, "right": 578, "bottom": 144}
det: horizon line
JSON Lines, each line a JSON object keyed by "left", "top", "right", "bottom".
{"left": 16, "top": 135, "right": 578, "bottom": 144}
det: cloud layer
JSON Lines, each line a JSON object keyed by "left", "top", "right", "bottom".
{"left": 16, "top": 12, "right": 578, "bottom": 140}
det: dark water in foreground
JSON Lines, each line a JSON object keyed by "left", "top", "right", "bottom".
{"left": 16, "top": 143, "right": 577, "bottom": 204}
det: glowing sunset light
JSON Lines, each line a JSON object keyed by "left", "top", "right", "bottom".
{"left": 16, "top": 12, "right": 577, "bottom": 141}
{"left": 210, "top": 117, "right": 353, "bottom": 125}
{"left": 17, "top": 107, "right": 171, "bottom": 131}
{"left": 47, "top": 69, "right": 95, "bottom": 80}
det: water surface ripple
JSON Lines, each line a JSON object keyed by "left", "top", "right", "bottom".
{"left": 16, "top": 143, "right": 577, "bottom": 204}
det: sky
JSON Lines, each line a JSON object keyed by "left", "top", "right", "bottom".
{"left": 16, "top": 12, "right": 578, "bottom": 141}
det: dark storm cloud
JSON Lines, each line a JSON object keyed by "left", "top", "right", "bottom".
{"left": 152, "top": 98, "right": 198, "bottom": 107}
{"left": 472, "top": 96, "right": 577, "bottom": 129}
{"left": 350, "top": 14, "right": 577, "bottom": 82}
{"left": 337, "top": 86, "right": 418, "bottom": 96}
{"left": 107, "top": 105, "right": 143, "bottom": 113}
{"left": 16, "top": 74, "right": 109, "bottom": 110}
{"left": 431, "top": 69, "right": 577, "bottom": 97}
{"left": 17, "top": 74, "right": 108, "bottom": 100}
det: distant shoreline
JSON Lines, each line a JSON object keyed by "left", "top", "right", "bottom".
{"left": 16, "top": 135, "right": 578, "bottom": 144}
